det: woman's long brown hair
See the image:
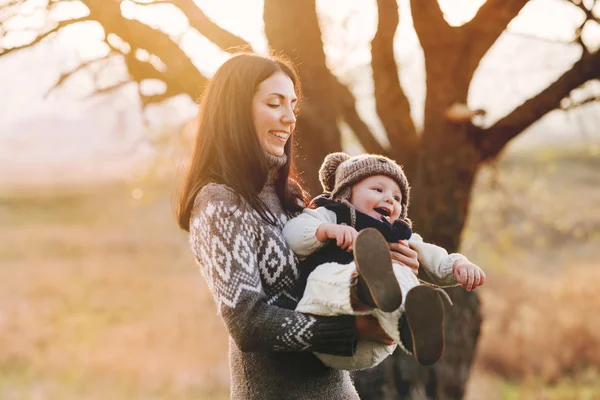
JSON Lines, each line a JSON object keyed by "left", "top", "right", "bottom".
{"left": 176, "top": 53, "right": 308, "bottom": 231}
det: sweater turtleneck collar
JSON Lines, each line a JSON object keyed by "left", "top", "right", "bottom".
{"left": 264, "top": 151, "right": 287, "bottom": 185}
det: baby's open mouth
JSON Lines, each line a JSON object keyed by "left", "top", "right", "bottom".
{"left": 374, "top": 207, "right": 391, "bottom": 217}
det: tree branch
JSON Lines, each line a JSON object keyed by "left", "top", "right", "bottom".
{"left": 334, "top": 78, "right": 386, "bottom": 155}
{"left": 90, "top": 79, "right": 131, "bottom": 96}
{"left": 504, "top": 29, "right": 578, "bottom": 46}
{"left": 129, "top": 0, "right": 252, "bottom": 53}
{"left": 410, "top": 0, "right": 453, "bottom": 53}
{"left": 477, "top": 49, "right": 600, "bottom": 160}
{"left": 561, "top": 93, "right": 600, "bottom": 110}
{"left": 372, "top": 0, "right": 418, "bottom": 158}
{"left": 140, "top": 87, "right": 181, "bottom": 106}
{"left": 82, "top": 0, "right": 206, "bottom": 100}
{"left": 460, "top": 0, "right": 529, "bottom": 81}
{"left": 122, "top": 49, "right": 166, "bottom": 81}
{"left": 171, "top": 0, "right": 251, "bottom": 52}
{"left": 44, "top": 52, "right": 116, "bottom": 97}
{"left": 0, "top": 16, "right": 90, "bottom": 57}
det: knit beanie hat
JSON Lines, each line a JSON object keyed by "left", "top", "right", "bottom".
{"left": 318, "top": 152, "right": 411, "bottom": 225}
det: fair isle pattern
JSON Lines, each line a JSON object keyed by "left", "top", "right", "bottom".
{"left": 190, "top": 201, "right": 262, "bottom": 309}
{"left": 256, "top": 214, "right": 300, "bottom": 300}
{"left": 275, "top": 313, "right": 316, "bottom": 351}
{"left": 190, "top": 191, "right": 322, "bottom": 351}
{"left": 189, "top": 193, "right": 300, "bottom": 310}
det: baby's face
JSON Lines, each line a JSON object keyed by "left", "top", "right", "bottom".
{"left": 350, "top": 175, "right": 402, "bottom": 223}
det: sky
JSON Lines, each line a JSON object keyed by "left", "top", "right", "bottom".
{"left": 0, "top": 0, "right": 599, "bottom": 186}
{"left": 2, "top": 0, "right": 598, "bottom": 121}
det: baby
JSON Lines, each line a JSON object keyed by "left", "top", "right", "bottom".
{"left": 283, "top": 152, "right": 486, "bottom": 370}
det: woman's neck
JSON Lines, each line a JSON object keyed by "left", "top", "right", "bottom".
{"left": 264, "top": 152, "right": 287, "bottom": 186}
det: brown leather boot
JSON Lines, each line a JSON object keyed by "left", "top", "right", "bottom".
{"left": 402, "top": 285, "right": 450, "bottom": 366}
{"left": 353, "top": 228, "right": 402, "bottom": 312}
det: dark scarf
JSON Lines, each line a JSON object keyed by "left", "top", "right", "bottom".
{"left": 311, "top": 195, "right": 412, "bottom": 241}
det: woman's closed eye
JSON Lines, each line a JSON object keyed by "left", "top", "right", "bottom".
{"left": 268, "top": 103, "right": 280, "bottom": 108}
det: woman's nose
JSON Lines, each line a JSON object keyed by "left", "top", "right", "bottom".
{"left": 282, "top": 107, "right": 296, "bottom": 124}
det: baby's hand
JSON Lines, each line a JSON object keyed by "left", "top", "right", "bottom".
{"left": 452, "top": 260, "right": 486, "bottom": 292}
{"left": 316, "top": 224, "right": 358, "bottom": 252}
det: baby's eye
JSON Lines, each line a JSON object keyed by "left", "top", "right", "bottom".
{"left": 371, "top": 187, "right": 383, "bottom": 193}
{"left": 393, "top": 196, "right": 401, "bottom": 201}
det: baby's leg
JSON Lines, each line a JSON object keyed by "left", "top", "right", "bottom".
{"left": 371, "top": 263, "right": 420, "bottom": 350}
{"left": 296, "top": 261, "right": 371, "bottom": 316}
{"left": 387, "top": 265, "right": 453, "bottom": 366}
{"left": 298, "top": 262, "right": 399, "bottom": 371}
{"left": 403, "top": 285, "right": 446, "bottom": 366}
{"left": 353, "top": 228, "right": 402, "bottom": 312}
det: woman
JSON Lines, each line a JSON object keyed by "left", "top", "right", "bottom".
{"left": 177, "top": 53, "right": 419, "bottom": 399}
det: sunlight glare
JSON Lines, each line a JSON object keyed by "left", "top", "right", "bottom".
{"left": 192, "top": 0, "right": 268, "bottom": 52}
{"left": 437, "top": 0, "right": 486, "bottom": 26}
{"left": 121, "top": 1, "right": 189, "bottom": 37}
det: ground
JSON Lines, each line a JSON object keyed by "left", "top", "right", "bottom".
{"left": 1, "top": 145, "right": 598, "bottom": 399}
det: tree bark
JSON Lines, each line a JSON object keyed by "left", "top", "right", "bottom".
{"left": 371, "top": 0, "right": 418, "bottom": 165}
{"left": 353, "top": 1, "right": 529, "bottom": 397}
{"left": 263, "top": 0, "right": 342, "bottom": 196}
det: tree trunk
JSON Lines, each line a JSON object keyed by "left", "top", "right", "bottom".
{"left": 263, "top": 0, "right": 342, "bottom": 196}
{"left": 353, "top": 64, "right": 483, "bottom": 399}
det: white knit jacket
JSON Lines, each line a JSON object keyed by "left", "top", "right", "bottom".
{"left": 283, "top": 206, "right": 466, "bottom": 287}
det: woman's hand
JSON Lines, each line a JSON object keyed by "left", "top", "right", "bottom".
{"left": 388, "top": 240, "right": 419, "bottom": 274}
{"left": 355, "top": 315, "right": 395, "bottom": 345}
{"left": 453, "top": 260, "right": 486, "bottom": 291}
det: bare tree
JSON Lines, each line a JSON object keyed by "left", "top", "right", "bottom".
{"left": 2, "top": 0, "right": 599, "bottom": 397}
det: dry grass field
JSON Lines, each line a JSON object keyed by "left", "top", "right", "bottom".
{"left": 1, "top": 145, "right": 599, "bottom": 399}
{"left": 0, "top": 183, "right": 229, "bottom": 399}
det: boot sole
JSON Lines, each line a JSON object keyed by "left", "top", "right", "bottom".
{"left": 353, "top": 228, "right": 402, "bottom": 312}
{"left": 405, "top": 285, "right": 445, "bottom": 366}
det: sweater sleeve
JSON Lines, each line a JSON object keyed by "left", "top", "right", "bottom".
{"left": 282, "top": 207, "right": 338, "bottom": 259}
{"left": 408, "top": 233, "right": 465, "bottom": 287}
{"left": 189, "top": 184, "right": 356, "bottom": 356}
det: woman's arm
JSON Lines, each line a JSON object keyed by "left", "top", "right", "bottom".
{"left": 190, "top": 184, "right": 356, "bottom": 356}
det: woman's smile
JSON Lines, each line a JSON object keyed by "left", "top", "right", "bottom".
{"left": 269, "top": 130, "right": 290, "bottom": 141}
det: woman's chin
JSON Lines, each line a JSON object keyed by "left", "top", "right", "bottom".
{"left": 265, "top": 146, "right": 285, "bottom": 157}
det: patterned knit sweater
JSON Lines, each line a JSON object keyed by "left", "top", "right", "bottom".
{"left": 189, "top": 154, "right": 360, "bottom": 399}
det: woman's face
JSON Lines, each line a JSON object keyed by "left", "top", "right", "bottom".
{"left": 252, "top": 71, "right": 298, "bottom": 157}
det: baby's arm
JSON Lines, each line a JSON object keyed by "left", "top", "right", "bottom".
{"left": 451, "top": 259, "right": 486, "bottom": 291}
{"left": 282, "top": 207, "right": 338, "bottom": 259}
{"left": 408, "top": 234, "right": 466, "bottom": 287}
{"left": 316, "top": 223, "right": 358, "bottom": 251}
{"left": 408, "top": 234, "right": 486, "bottom": 290}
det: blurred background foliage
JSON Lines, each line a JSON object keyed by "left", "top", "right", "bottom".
{"left": 1, "top": 0, "right": 600, "bottom": 398}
